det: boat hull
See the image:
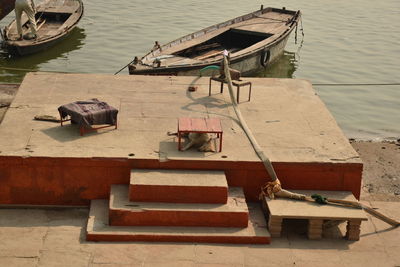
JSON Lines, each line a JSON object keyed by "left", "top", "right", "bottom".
{"left": 129, "top": 31, "right": 291, "bottom": 76}
{"left": 129, "top": 7, "right": 300, "bottom": 76}
{"left": 4, "top": 27, "right": 76, "bottom": 56}
{"left": 2, "top": 0, "right": 84, "bottom": 56}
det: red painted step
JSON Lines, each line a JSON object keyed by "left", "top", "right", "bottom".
{"left": 129, "top": 169, "right": 228, "bottom": 204}
{"left": 110, "top": 185, "right": 248, "bottom": 227}
{"left": 86, "top": 200, "right": 271, "bottom": 244}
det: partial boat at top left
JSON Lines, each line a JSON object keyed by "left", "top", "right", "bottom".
{"left": 1, "top": 0, "right": 83, "bottom": 56}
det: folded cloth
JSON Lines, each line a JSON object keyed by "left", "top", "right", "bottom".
{"left": 58, "top": 98, "right": 118, "bottom": 128}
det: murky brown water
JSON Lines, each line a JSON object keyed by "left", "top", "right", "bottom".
{"left": 0, "top": 0, "right": 399, "bottom": 140}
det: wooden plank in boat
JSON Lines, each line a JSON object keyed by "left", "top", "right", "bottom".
{"left": 194, "top": 49, "right": 224, "bottom": 60}
{"left": 40, "top": 6, "right": 77, "bottom": 14}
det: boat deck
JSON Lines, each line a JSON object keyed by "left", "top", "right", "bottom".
{"left": 0, "top": 73, "right": 362, "bottom": 205}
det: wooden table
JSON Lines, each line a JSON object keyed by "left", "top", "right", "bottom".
{"left": 178, "top": 117, "right": 223, "bottom": 152}
{"left": 58, "top": 99, "right": 118, "bottom": 136}
{"left": 263, "top": 190, "right": 368, "bottom": 241}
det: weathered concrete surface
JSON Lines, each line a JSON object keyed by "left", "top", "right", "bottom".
{"left": 110, "top": 185, "right": 248, "bottom": 227}
{"left": 0, "top": 199, "right": 399, "bottom": 266}
{"left": 0, "top": 73, "right": 363, "bottom": 204}
{"left": 129, "top": 169, "right": 228, "bottom": 203}
{"left": 0, "top": 72, "right": 359, "bottom": 162}
{"left": 0, "top": 83, "right": 19, "bottom": 123}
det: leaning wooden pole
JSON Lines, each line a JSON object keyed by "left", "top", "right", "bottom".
{"left": 221, "top": 55, "right": 305, "bottom": 200}
{"left": 222, "top": 54, "right": 400, "bottom": 227}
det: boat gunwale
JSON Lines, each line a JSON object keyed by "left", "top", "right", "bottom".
{"left": 142, "top": 7, "right": 298, "bottom": 60}
{"left": 132, "top": 8, "right": 301, "bottom": 74}
{"left": 3, "top": 0, "right": 84, "bottom": 50}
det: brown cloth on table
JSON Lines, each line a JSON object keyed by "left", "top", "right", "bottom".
{"left": 58, "top": 99, "right": 118, "bottom": 128}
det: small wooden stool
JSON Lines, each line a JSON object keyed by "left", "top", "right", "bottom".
{"left": 178, "top": 117, "right": 223, "bottom": 152}
{"left": 262, "top": 190, "right": 368, "bottom": 241}
{"left": 209, "top": 76, "right": 252, "bottom": 103}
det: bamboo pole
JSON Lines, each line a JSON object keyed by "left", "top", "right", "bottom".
{"left": 221, "top": 55, "right": 305, "bottom": 200}
{"left": 221, "top": 54, "right": 400, "bottom": 227}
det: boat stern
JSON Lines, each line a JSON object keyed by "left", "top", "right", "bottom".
{"left": 128, "top": 62, "right": 154, "bottom": 75}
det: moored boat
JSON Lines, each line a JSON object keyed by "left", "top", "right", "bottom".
{"left": 128, "top": 6, "right": 301, "bottom": 76}
{"left": 1, "top": 0, "right": 83, "bottom": 56}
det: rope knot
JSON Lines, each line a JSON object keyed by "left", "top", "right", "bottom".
{"left": 311, "top": 194, "right": 328, "bottom": 204}
{"left": 260, "top": 179, "right": 282, "bottom": 199}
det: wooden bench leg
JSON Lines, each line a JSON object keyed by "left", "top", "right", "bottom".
{"left": 346, "top": 220, "right": 362, "bottom": 241}
{"left": 308, "top": 219, "right": 323, "bottom": 239}
{"left": 268, "top": 216, "right": 283, "bottom": 238}
{"left": 236, "top": 85, "right": 240, "bottom": 103}
{"left": 220, "top": 81, "right": 224, "bottom": 93}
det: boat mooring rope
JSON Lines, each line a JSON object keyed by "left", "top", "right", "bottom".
{"left": 221, "top": 55, "right": 305, "bottom": 200}
{"left": 221, "top": 54, "right": 400, "bottom": 227}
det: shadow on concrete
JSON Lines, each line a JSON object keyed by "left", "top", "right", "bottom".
{"left": 159, "top": 138, "right": 220, "bottom": 160}
{"left": 360, "top": 226, "right": 398, "bottom": 237}
{"left": 278, "top": 219, "right": 351, "bottom": 250}
{"left": 41, "top": 124, "right": 116, "bottom": 142}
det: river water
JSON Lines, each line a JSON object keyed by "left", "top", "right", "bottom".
{"left": 0, "top": 0, "right": 399, "bottom": 140}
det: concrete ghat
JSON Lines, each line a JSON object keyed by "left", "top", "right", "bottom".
{"left": 0, "top": 72, "right": 362, "bottom": 205}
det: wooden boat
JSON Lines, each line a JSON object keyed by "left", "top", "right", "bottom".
{"left": 1, "top": 0, "right": 83, "bottom": 56}
{"left": 128, "top": 6, "right": 301, "bottom": 76}
{"left": 0, "top": 0, "right": 15, "bottom": 21}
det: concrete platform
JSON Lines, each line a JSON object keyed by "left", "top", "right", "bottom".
{"left": 0, "top": 72, "right": 362, "bottom": 205}
{"left": 110, "top": 185, "right": 248, "bottom": 227}
{"left": 87, "top": 200, "right": 270, "bottom": 244}
{"left": 129, "top": 169, "right": 228, "bottom": 203}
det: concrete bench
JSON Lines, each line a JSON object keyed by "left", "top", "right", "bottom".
{"left": 262, "top": 190, "right": 368, "bottom": 241}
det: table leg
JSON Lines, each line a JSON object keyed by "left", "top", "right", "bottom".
{"left": 346, "top": 220, "right": 362, "bottom": 241}
{"left": 236, "top": 85, "right": 240, "bottom": 103}
{"left": 178, "top": 131, "right": 182, "bottom": 151}
{"left": 219, "top": 132, "right": 223, "bottom": 152}
{"left": 268, "top": 216, "right": 283, "bottom": 237}
{"left": 308, "top": 219, "right": 323, "bottom": 239}
{"left": 59, "top": 111, "right": 63, "bottom": 126}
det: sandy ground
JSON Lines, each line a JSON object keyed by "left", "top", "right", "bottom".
{"left": 352, "top": 140, "right": 400, "bottom": 202}
{"left": 0, "top": 84, "right": 399, "bottom": 266}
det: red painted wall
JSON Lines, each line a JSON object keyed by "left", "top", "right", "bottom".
{"left": 0, "top": 156, "right": 362, "bottom": 205}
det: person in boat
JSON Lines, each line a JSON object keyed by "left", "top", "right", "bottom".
{"left": 14, "top": 0, "right": 37, "bottom": 40}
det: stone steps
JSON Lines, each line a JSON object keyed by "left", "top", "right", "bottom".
{"left": 87, "top": 200, "right": 270, "bottom": 244}
{"left": 110, "top": 185, "right": 248, "bottom": 227}
{"left": 85, "top": 169, "right": 270, "bottom": 244}
{"left": 129, "top": 169, "right": 228, "bottom": 204}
